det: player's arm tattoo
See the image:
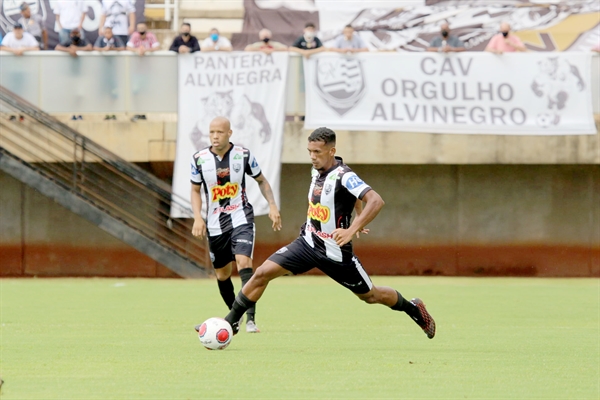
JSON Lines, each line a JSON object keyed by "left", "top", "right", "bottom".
{"left": 254, "top": 174, "right": 278, "bottom": 208}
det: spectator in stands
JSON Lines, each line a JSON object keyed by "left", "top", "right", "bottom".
{"left": 55, "top": 28, "right": 92, "bottom": 57}
{"left": 19, "top": 2, "right": 47, "bottom": 50}
{"left": 94, "top": 26, "right": 125, "bottom": 51}
{"left": 99, "top": 0, "right": 135, "bottom": 46}
{"left": 427, "top": 22, "right": 465, "bottom": 53}
{"left": 52, "top": 0, "right": 87, "bottom": 45}
{"left": 245, "top": 28, "right": 287, "bottom": 53}
{"left": 170, "top": 23, "right": 200, "bottom": 53}
{"left": 127, "top": 23, "right": 160, "bottom": 56}
{"left": 0, "top": 24, "right": 40, "bottom": 55}
{"left": 331, "top": 25, "right": 368, "bottom": 53}
{"left": 201, "top": 28, "right": 232, "bottom": 52}
{"left": 289, "top": 22, "right": 324, "bottom": 58}
{"left": 485, "top": 22, "right": 527, "bottom": 54}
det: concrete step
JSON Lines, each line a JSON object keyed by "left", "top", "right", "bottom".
{"left": 179, "top": 0, "right": 244, "bottom": 18}
{"left": 182, "top": 18, "right": 243, "bottom": 38}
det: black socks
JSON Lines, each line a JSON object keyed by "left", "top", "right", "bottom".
{"left": 217, "top": 277, "right": 235, "bottom": 309}
{"left": 238, "top": 268, "right": 256, "bottom": 321}
{"left": 391, "top": 291, "right": 424, "bottom": 326}
{"left": 225, "top": 292, "right": 256, "bottom": 327}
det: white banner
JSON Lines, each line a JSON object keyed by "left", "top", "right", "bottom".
{"left": 304, "top": 52, "right": 595, "bottom": 135}
{"left": 172, "top": 52, "right": 289, "bottom": 218}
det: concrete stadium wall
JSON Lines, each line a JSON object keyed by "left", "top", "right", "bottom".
{"left": 0, "top": 172, "right": 178, "bottom": 278}
{"left": 253, "top": 164, "right": 600, "bottom": 277}
{"left": 2, "top": 165, "right": 598, "bottom": 277}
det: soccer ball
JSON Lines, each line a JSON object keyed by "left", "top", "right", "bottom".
{"left": 198, "top": 317, "right": 233, "bottom": 350}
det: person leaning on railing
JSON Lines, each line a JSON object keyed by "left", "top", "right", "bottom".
{"left": 329, "top": 25, "right": 368, "bottom": 54}
{"left": 485, "top": 22, "right": 527, "bottom": 54}
{"left": 0, "top": 23, "right": 40, "bottom": 56}
{"left": 127, "top": 22, "right": 160, "bottom": 56}
{"left": 55, "top": 28, "right": 92, "bottom": 57}
{"left": 427, "top": 21, "right": 465, "bottom": 53}
{"left": 288, "top": 22, "right": 325, "bottom": 58}
{"left": 169, "top": 23, "right": 200, "bottom": 54}
{"left": 93, "top": 26, "right": 125, "bottom": 52}
{"left": 201, "top": 28, "right": 232, "bottom": 52}
{"left": 244, "top": 28, "right": 288, "bottom": 54}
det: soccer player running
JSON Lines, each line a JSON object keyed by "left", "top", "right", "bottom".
{"left": 191, "top": 116, "right": 281, "bottom": 333}
{"left": 223, "top": 127, "right": 436, "bottom": 338}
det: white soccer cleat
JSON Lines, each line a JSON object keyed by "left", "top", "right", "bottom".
{"left": 245, "top": 320, "right": 260, "bottom": 333}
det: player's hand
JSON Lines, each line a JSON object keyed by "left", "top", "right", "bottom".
{"left": 192, "top": 218, "right": 207, "bottom": 239}
{"left": 332, "top": 228, "right": 355, "bottom": 246}
{"left": 355, "top": 228, "right": 370, "bottom": 239}
{"left": 269, "top": 205, "right": 282, "bottom": 231}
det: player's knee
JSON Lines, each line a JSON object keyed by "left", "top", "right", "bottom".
{"left": 214, "top": 269, "right": 230, "bottom": 281}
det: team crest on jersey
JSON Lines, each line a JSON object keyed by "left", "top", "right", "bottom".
{"left": 324, "top": 184, "right": 332, "bottom": 195}
{"left": 307, "top": 202, "right": 330, "bottom": 223}
{"left": 212, "top": 182, "right": 239, "bottom": 202}
{"left": 233, "top": 163, "right": 241, "bottom": 173}
{"left": 216, "top": 168, "right": 230, "bottom": 178}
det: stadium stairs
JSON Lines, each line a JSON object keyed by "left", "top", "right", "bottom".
{"left": 145, "top": 0, "right": 244, "bottom": 49}
{"left": 0, "top": 86, "right": 210, "bottom": 278}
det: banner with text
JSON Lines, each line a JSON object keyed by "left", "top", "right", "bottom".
{"left": 172, "top": 52, "right": 288, "bottom": 218}
{"left": 304, "top": 52, "right": 595, "bottom": 135}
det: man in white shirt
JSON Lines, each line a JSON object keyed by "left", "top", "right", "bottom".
{"left": 201, "top": 28, "right": 232, "bottom": 52}
{"left": 0, "top": 24, "right": 40, "bottom": 55}
{"left": 52, "top": 0, "right": 87, "bottom": 45}
{"left": 99, "top": 0, "right": 136, "bottom": 46}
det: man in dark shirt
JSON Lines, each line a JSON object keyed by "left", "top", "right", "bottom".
{"left": 93, "top": 26, "right": 125, "bottom": 51}
{"left": 427, "top": 21, "right": 465, "bottom": 53}
{"left": 55, "top": 28, "right": 92, "bottom": 56}
{"left": 169, "top": 22, "right": 200, "bottom": 54}
{"left": 290, "top": 22, "right": 324, "bottom": 58}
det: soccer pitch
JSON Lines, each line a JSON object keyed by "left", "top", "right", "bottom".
{"left": 0, "top": 276, "right": 598, "bottom": 399}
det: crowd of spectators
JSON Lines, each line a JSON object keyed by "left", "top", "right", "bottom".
{"left": 1, "top": 1, "right": 599, "bottom": 58}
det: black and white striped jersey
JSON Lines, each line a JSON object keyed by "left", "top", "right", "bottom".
{"left": 301, "top": 157, "right": 372, "bottom": 263}
{"left": 190, "top": 143, "right": 262, "bottom": 236}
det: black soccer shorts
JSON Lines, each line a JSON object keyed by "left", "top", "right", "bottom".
{"left": 208, "top": 223, "right": 255, "bottom": 269}
{"left": 268, "top": 237, "right": 374, "bottom": 294}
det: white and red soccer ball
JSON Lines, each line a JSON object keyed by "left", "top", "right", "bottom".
{"left": 198, "top": 317, "right": 233, "bottom": 350}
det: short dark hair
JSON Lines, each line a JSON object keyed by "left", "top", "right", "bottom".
{"left": 182, "top": 22, "right": 191, "bottom": 28}
{"left": 344, "top": 24, "right": 353, "bottom": 29}
{"left": 308, "top": 127, "right": 336, "bottom": 146}
{"left": 305, "top": 22, "right": 316, "bottom": 29}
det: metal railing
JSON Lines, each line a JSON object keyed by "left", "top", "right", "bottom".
{"left": 0, "top": 51, "right": 598, "bottom": 115}
{"left": 0, "top": 85, "right": 210, "bottom": 277}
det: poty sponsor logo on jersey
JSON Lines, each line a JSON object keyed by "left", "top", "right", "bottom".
{"left": 191, "top": 163, "right": 200, "bottom": 175}
{"left": 307, "top": 202, "right": 330, "bottom": 223}
{"left": 345, "top": 176, "right": 364, "bottom": 190}
{"left": 211, "top": 182, "right": 239, "bottom": 202}
{"left": 251, "top": 158, "right": 258, "bottom": 169}
{"left": 212, "top": 204, "right": 241, "bottom": 214}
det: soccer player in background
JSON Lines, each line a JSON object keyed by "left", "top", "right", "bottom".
{"left": 222, "top": 127, "right": 436, "bottom": 339}
{"left": 191, "top": 117, "right": 281, "bottom": 333}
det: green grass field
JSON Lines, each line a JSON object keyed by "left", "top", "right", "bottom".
{"left": 0, "top": 276, "right": 598, "bottom": 399}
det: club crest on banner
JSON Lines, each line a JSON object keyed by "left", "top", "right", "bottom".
{"left": 531, "top": 56, "right": 586, "bottom": 128}
{"left": 315, "top": 58, "right": 366, "bottom": 116}
{"left": 190, "top": 91, "right": 272, "bottom": 151}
